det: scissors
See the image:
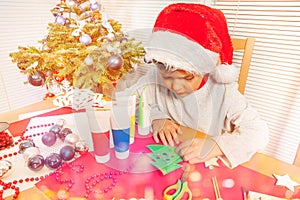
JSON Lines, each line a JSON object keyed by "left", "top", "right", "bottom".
{"left": 163, "top": 164, "right": 192, "bottom": 200}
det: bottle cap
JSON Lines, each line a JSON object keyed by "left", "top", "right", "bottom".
{"left": 115, "top": 150, "right": 129, "bottom": 159}
{"left": 94, "top": 153, "right": 110, "bottom": 163}
{"left": 138, "top": 126, "right": 151, "bottom": 136}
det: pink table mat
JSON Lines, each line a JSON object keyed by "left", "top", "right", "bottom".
{"left": 8, "top": 106, "right": 300, "bottom": 199}
{"left": 36, "top": 136, "right": 300, "bottom": 200}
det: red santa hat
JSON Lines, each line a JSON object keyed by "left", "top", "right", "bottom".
{"left": 145, "top": 3, "right": 238, "bottom": 83}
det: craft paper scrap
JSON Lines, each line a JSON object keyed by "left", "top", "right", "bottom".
{"left": 147, "top": 145, "right": 182, "bottom": 175}
{"left": 248, "top": 190, "right": 287, "bottom": 200}
{"left": 204, "top": 157, "right": 220, "bottom": 169}
{"left": 273, "top": 174, "right": 300, "bottom": 192}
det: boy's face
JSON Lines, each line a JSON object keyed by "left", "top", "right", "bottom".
{"left": 158, "top": 67, "right": 203, "bottom": 98}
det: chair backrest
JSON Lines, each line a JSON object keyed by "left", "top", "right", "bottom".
{"left": 231, "top": 37, "right": 256, "bottom": 95}
{"left": 231, "top": 38, "right": 300, "bottom": 167}
{"left": 294, "top": 144, "right": 300, "bottom": 167}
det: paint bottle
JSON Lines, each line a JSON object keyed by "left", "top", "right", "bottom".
{"left": 129, "top": 94, "right": 136, "bottom": 144}
{"left": 138, "top": 87, "right": 151, "bottom": 136}
{"left": 110, "top": 100, "right": 130, "bottom": 159}
{"left": 86, "top": 108, "right": 111, "bottom": 163}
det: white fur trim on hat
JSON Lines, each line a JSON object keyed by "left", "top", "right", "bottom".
{"left": 211, "top": 64, "right": 239, "bottom": 83}
{"left": 145, "top": 31, "right": 219, "bottom": 75}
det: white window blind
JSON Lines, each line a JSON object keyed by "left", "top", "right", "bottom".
{"left": 213, "top": 0, "right": 300, "bottom": 164}
{"left": 0, "top": 0, "right": 55, "bottom": 113}
{"left": 101, "top": 0, "right": 207, "bottom": 44}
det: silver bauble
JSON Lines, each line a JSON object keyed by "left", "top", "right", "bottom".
{"left": 64, "top": 133, "right": 80, "bottom": 145}
{"left": 0, "top": 160, "right": 12, "bottom": 178}
{"left": 23, "top": 146, "right": 40, "bottom": 161}
{"left": 75, "top": 141, "right": 89, "bottom": 155}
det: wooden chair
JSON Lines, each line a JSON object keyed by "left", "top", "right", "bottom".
{"left": 231, "top": 37, "right": 256, "bottom": 95}
{"left": 294, "top": 145, "right": 300, "bottom": 167}
{"left": 232, "top": 38, "right": 300, "bottom": 167}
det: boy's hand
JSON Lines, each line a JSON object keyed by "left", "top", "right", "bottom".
{"left": 152, "top": 119, "right": 182, "bottom": 146}
{"left": 176, "top": 137, "right": 223, "bottom": 164}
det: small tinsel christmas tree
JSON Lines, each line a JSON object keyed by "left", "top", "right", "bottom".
{"left": 9, "top": 0, "right": 145, "bottom": 97}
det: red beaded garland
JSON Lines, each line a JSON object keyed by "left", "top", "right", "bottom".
{"left": 84, "top": 171, "right": 117, "bottom": 198}
{"left": 0, "top": 123, "right": 54, "bottom": 199}
{"left": 1, "top": 121, "right": 131, "bottom": 199}
{"left": 53, "top": 162, "right": 84, "bottom": 192}
{"left": 0, "top": 175, "right": 45, "bottom": 200}
{"left": 0, "top": 131, "right": 13, "bottom": 150}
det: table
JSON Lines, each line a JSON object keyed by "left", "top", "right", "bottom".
{"left": 0, "top": 99, "right": 55, "bottom": 124}
{"left": 1, "top": 99, "right": 300, "bottom": 200}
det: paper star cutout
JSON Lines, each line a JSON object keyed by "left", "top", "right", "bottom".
{"left": 273, "top": 174, "right": 300, "bottom": 192}
{"left": 204, "top": 157, "right": 219, "bottom": 169}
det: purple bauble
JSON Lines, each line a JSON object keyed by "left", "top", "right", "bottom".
{"left": 27, "top": 155, "right": 45, "bottom": 171}
{"left": 120, "top": 37, "right": 128, "bottom": 43}
{"left": 79, "top": 34, "right": 92, "bottom": 45}
{"left": 42, "top": 132, "right": 57, "bottom": 146}
{"left": 58, "top": 127, "right": 72, "bottom": 141}
{"left": 45, "top": 153, "right": 62, "bottom": 169}
{"left": 90, "top": 2, "right": 100, "bottom": 10}
{"left": 19, "top": 140, "right": 35, "bottom": 153}
{"left": 107, "top": 55, "right": 124, "bottom": 70}
{"left": 49, "top": 125, "right": 62, "bottom": 135}
{"left": 59, "top": 145, "right": 75, "bottom": 161}
{"left": 28, "top": 72, "right": 45, "bottom": 87}
{"left": 55, "top": 15, "right": 66, "bottom": 25}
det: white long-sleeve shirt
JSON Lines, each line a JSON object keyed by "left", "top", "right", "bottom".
{"left": 117, "top": 67, "right": 269, "bottom": 168}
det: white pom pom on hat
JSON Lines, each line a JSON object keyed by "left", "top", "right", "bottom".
{"left": 145, "top": 3, "right": 238, "bottom": 83}
{"left": 211, "top": 64, "right": 239, "bottom": 83}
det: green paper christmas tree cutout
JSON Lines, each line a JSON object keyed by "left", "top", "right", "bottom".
{"left": 147, "top": 145, "right": 182, "bottom": 175}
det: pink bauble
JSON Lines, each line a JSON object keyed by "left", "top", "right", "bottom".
{"left": 107, "top": 55, "right": 124, "bottom": 70}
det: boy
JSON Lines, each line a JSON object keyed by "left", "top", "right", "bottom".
{"left": 117, "top": 3, "right": 269, "bottom": 168}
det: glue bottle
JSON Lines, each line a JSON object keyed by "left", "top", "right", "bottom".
{"left": 138, "top": 87, "right": 151, "bottom": 136}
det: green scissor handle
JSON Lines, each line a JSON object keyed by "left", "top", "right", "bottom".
{"left": 163, "top": 180, "right": 192, "bottom": 200}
